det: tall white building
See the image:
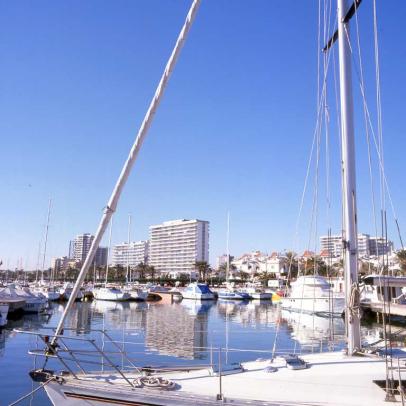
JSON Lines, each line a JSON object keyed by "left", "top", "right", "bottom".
{"left": 320, "top": 233, "right": 392, "bottom": 258}
{"left": 71, "top": 234, "right": 94, "bottom": 262}
{"left": 319, "top": 235, "right": 343, "bottom": 257}
{"left": 112, "top": 241, "right": 149, "bottom": 267}
{"left": 149, "top": 219, "right": 209, "bottom": 275}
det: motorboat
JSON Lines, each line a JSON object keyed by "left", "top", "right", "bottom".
{"left": 238, "top": 285, "right": 273, "bottom": 300}
{"left": 0, "top": 303, "right": 9, "bottom": 327}
{"left": 182, "top": 283, "right": 215, "bottom": 300}
{"left": 218, "top": 288, "right": 250, "bottom": 300}
{"left": 218, "top": 278, "right": 250, "bottom": 300}
{"left": 281, "top": 276, "right": 345, "bottom": 316}
{"left": 93, "top": 287, "right": 131, "bottom": 301}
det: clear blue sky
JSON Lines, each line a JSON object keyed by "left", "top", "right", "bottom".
{"left": 0, "top": 1, "right": 405, "bottom": 270}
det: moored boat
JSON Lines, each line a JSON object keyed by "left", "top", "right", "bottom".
{"left": 182, "top": 282, "right": 215, "bottom": 300}
{"left": 238, "top": 285, "right": 273, "bottom": 300}
{"left": 281, "top": 276, "right": 345, "bottom": 316}
{"left": 93, "top": 287, "right": 131, "bottom": 301}
{"left": 218, "top": 288, "right": 250, "bottom": 300}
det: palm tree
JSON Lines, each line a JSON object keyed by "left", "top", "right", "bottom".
{"left": 195, "top": 261, "right": 210, "bottom": 282}
{"left": 135, "top": 262, "right": 149, "bottom": 279}
{"left": 147, "top": 265, "right": 156, "bottom": 280}
{"left": 285, "top": 251, "right": 299, "bottom": 279}
{"left": 396, "top": 250, "right": 406, "bottom": 273}
{"left": 302, "top": 256, "right": 327, "bottom": 276}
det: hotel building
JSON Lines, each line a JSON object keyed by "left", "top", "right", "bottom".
{"left": 320, "top": 233, "right": 393, "bottom": 258}
{"left": 112, "top": 241, "right": 149, "bottom": 267}
{"left": 148, "top": 219, "right": 209, "bottom": 276}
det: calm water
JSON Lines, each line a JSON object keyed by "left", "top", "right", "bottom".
{"left": 0, "top": 299, "right": 386, "bottom": 405}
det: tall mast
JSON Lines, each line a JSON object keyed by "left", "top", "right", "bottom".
{"left": 126, "top": 214, "right": 131, "bottom": 284}
{"left": 41, "top": 198, "right": 52, "bottom": 283}
{"left": 35, "top": 241, "right": 41, "bottom": 283}
{"left": 105, "top": 217, "right": 113, "bottom": 285}
{"left": 52, "top": 0, "right": 201, "bottom": 344}
{"left": 226, "top": 211, "right": 230, "bottom": 282}
{"left": 337, "top": 0, "right": 361, "bottom": 353}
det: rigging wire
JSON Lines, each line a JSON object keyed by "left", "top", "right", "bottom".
{"left": 342, "top": 25, "right": 404, "bottom": 251}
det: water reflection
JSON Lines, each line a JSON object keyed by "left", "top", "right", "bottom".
{"left": 144, "top": 301, "right": 212, "bottom": 359}
{"left": 281, "top": 310, "right": 346, "bottom": 348}
{"left": 0, "top": 300, "right": 403, "bottom": 372}
{"left": 0, "top": 311, "right": 53, "bottom": 358}
{"left": 217, "top": 300, "right": 279, "bottom": 327}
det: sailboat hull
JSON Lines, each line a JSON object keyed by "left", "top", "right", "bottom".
{"left": 42, "top": 351, "right": 393, "bottom": 406}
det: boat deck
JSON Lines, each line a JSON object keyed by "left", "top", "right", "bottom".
{"left": 45, "top": 351, "right": 401, "bottom": 405}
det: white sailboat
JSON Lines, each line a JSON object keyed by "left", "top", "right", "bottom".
{"left": 34, "top": 199, "right": 60, "bottom": 301}
{"left": 121, "top": 215, "right": 148, "bottom": 301}
{"left": 93, "top": 286, "right": 130, "bottom": 301}
{"left": 20, "top": 1, "right": 403, "bottom": 404}
{"left": 218, "top": 212, "right": 250, "bottom": 300}
{"left": 93, "top": 218, "right": 131, "bottom": 302}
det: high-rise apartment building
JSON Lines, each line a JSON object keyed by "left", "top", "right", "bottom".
{"left": 320, "top": 233, "right": 393, "bottom": 258}
{"left": 369, "top": 237, "right": 393, "bottom": 256}
{"left": 112, "top": 241, "right": 149, "bottom": 267}
{"left": 149, "top": 219, "right": 209, "bottom": 275}
{"left": 319, "top": 235, "right": 343, "bottom": 257}
{"left": 69, "top": 234, "right": 107, "bottom": 267}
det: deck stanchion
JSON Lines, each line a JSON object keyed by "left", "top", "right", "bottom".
{"left": 217, "top": 347, "right": 223, "bottom": 401}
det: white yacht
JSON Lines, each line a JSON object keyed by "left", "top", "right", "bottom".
{"left": 182, "top": 283, "right": 215, "bottom": 300}
{"left": 93, "top": 287, "right": 131, "bottom": 301}
{"left": 0, "top": 303, "right": 9, "bottom": 327}
{"left": 281, "top": 276, "right": 345, "bottom": 316}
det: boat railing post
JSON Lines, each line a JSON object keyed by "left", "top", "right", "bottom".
{"left": 216, "top": 346, "right": 223, "bottom": 401}
{"left": 398, "top": 357, "right": 404, "bottom": 406}
{"left": 58, "top": 337, "right": 87, "bottom": 375}
{"left": 88, "top": 339, "right": 135, "bottom": 388}
{"left": 41, "top": 334, "right": 78, "bottom": 379}
{"left": 102, "top": 330, "right": 140, "bottom": 372}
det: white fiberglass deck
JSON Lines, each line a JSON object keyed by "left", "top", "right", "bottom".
{"left": 45, "top": 351, "right": 397, "bottom": 406}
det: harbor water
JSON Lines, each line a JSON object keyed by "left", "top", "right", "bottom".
{"left": 0, "top": 299, "right": 392, "bottom": 405}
